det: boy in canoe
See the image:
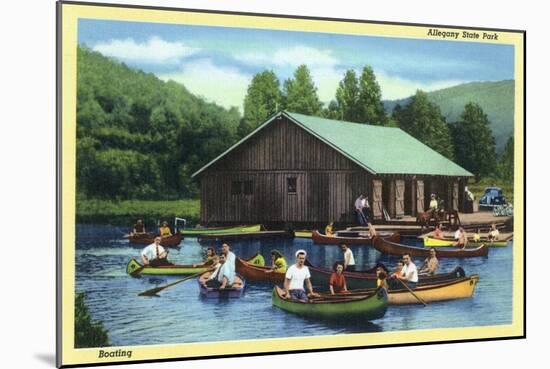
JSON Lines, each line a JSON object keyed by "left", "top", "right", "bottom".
{"left": 339, "top": 244, "right": 356, "bottom": 272}
{"left": 140, "top": 236, "right": 172, "bottom": 266}
{"left": 281, "top": 250, "right": 319, "bottom": 301}
{"left": 419, "top": 248, "right": 439, "bottom": 275}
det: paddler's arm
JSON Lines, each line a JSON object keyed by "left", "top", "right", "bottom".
{"left": 220, "top": 276, "right": 228, "bottom": 289}
{"left": 306, "top": 279, "right": 319, "bottom": 297}
{"left": 283, "top": 278, "right": 290, "bottom": 299}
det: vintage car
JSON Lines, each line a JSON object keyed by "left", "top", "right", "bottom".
{"left": 479, "top": 186, "right": 507, "bottom": 209}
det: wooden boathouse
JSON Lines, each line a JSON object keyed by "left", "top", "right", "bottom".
{"left": 192, "top": 111, "right": 473, "bottom": 226}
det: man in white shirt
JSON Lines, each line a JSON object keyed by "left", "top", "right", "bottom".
{"left": 283, "top": 250, "right": 319, "bottom": 301}
{"left": 339, "top": 243, "right": 356, "bottom": 272}
{"left": 221, "top": 243, "right": 236, "bottom": 276}
{"left": 140, "top": 236, "right": 170, "bottom": 266}
{"left": 399, "top": 253, "right": 418, "bottom": 289}
{"left": 354, "top": 194, "right": 368, "bottom": 225}
{"left": 205, "top": 254, "right": 235, "bottom": 288}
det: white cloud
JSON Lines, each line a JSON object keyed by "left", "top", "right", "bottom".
{"left": 159, "top": 59, "right": 251, "bottom": 110}
{"left": 374, "top": 70, "right": 468, "bottom": 100}
{"left": 236, "top": 45, "right": 339, "bottom": 69}
{"left": 92, "top": 36, "right": 200, "bottom": 64}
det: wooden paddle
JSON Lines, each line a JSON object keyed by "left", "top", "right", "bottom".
{"left": 138, "top": 270, "right": 206, "bottom": 297}
{"left": 394, "top": 277, "right": 427, "bottom": 306}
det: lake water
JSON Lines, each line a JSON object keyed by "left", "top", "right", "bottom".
{"left": 75, "top": 224, "right": 513, "bottom": 347}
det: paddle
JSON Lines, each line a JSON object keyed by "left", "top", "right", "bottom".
{"left": 138, "top": 270, "right": 206, "bottom": 297}
{"left": 394, "top": 277, "right": 427, "bottom": 306}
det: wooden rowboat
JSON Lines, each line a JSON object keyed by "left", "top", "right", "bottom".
{"left": 423, "top": 236, "right": 509, "bottom": 247}
{"left": 180, "top": 224, "right": 261, "bottom": 236}
{"left": 306, "top": 260, "right": 468, "bottom": 290}
{"left": 312, "top": 230, "right": 400, "bottom": 245}
{"left": 373, "top": 235, "right": 489, "bottom": 258}
{"left": 127, "top": 253, "right": 265, "bottom": 277}
{"left": 236, "top": 257, "right": 286, "bottom": 284}
{"left": 128, "top": 233, "right": 183, "bottom": 248}
{"left": 198, "top": 230, "right": 293, "bottom": 241}
{"left": 272, "top": 285, "right": 387, "bottom": 321}
{"left": 320, "top": 274, "right": 480, "bottom": 305}
{"left": 198, "top": 273, "right": 246, "bottom": 298}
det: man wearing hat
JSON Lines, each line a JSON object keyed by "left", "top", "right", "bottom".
{"left": 429, "top": 193, "right": 438, "bottom": 211}
{"left": 282, "top": 250, "right": 319, "bottom": 301}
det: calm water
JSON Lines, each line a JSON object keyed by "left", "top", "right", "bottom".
{"left": 75, "top": 224, "right": 512, "bottom": 346}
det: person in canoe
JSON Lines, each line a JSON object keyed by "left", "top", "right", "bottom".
{"left": 488, "top": 223, "right": 500, "bottom": 242}
{"left": 419, "top": 248, "right": 439, "bottom": 276}
{"left": 329, "top": 262, "right": 348, "bottom": 295}
{"left": 473, "top": 229, "right": 481, "bottom": 243}
{"left": 367, "top": 222, "right": 377, "bottom": 238}
{"left": 339, "top": 243, "right": 356, "bottom": 272}
{"left": 388, "top": 260, "right": 404, "bottom": 289}
{"left": 396, "top": 253, "right": 418, "bottom": 289}
{"left": 325, "top": 222, "right": 335, "bottom": 237}
{"left": 159, "top": 221, "right": 172, "bottom": 238}
{"left": 433, "top": 223, "right": 443, "bottom": 239}
{"left": 193, "top": 247, "right": 217, "bottom": 268}
{"left": 221, "top": 242, "right": 236, "bottom": 276}
{"left": 132, "top": 219, "right": 147, "bottom": 237}
{"left": 454, "top": 227, "right": 468, "bottom": 249}
{"left": 281, "top": 250, "right": 319, "bottom": 301}
{"left": 140, "top": 236, "right": 172, "bottom": 266}
{"left": 204, "top": 253, "right": 235, "bottom": 289}
{"left": 376, "top": 267, "right": 389, "bottom": 289}
{"left": 266, "top": 249, "right": 287, "bottom": 274}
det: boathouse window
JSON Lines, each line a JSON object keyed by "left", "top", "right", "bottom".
{"left": 243, "top": 180, "right": 253, "bottom": 195}
{"left": 231, "top": 181, "right": 242, "bottom": 195}
{"left": 287, "top": 177, "right": 297, "bottom": 194}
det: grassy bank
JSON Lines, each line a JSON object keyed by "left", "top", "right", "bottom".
{"left": 76, "top": 199, "right": 200, "bottom": 226}
{"left": 468, "top": 178, "right": 514, "bottom": 205}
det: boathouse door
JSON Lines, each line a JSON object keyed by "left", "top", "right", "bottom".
{"left": 395, "top": 179, "right": 405, "bottom": 218}
{"left": 416, "top": 180, "right": 425, "bottom": 214}
{"left": 372, "top": 180, "right": 383, "bottom": 220}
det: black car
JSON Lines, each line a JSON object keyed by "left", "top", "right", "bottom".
{"left": 479, "top": 187, "right": 507, "bottom": 209}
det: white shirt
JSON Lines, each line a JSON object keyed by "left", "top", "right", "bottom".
{"left": 454, "top": 229, "right": 461, "bottom": 239}
{"left": 224, "top": 251, "right": 236, "bottom": 275}
{"left": 344, "top": 249, "right": 356, "bottom": 267}
{"left": 207, "top": 263, "right": 221, "bottom": 281}
{"left": 355, "top": 197, "right": 365, "bottom": 210}
{"left": 141, "top": 243, "right": 165, "bottom": 261}
{"left": 401, "top": 261, "right": 418, "bottom": 283}
{"left": 490, "top": 229, "right": 500, "bottom": 238}
{"left": 285, "top": 264, "right": 311, "bottom": 290}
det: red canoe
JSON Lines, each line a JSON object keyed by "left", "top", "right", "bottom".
{"left": 312, "top": 230, "right": 400, "bottom": 245}
{"left": 128, "top": 233, "right": 183, "bottom": 248}
{"left": 236, "top": 257, "right": 286, "bottom": 284}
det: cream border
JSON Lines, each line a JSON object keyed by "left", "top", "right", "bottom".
{"left": 59, "top": 2, "right": 525, "bottom": 366}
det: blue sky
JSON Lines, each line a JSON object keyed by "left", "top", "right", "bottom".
{"left": 78, "top": 19, "right": 514, "bottom": 111}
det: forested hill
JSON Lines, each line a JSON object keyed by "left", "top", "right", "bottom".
{"left": 384, "top": 80, "right": 514, "bottom": 152}
{"left": 76, "top": 46, "right": 241, "bottom": 200}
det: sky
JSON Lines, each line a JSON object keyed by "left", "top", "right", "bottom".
{"left": 78, "top": 19, "right": 514, "bottom": 112}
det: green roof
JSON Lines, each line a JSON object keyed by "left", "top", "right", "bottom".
{"left": 192, "top": 111, "right": 473, "bottom": 177}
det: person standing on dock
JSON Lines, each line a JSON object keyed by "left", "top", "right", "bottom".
{"left": 282, "top": 250, "right": 319, "bottom": 301}
{"left": 339, "top": 244, "right": 356, "bottom": 272}
{"left": 354, "top": 194, "right": 368, "bottom": 225}
{"left": 140, "top": 236, "right": 171, "bottom": 266}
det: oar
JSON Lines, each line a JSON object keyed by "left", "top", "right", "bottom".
{"left": 394, "top": 277, "right": 427, "bottom": 306}
{"left": 138, "top": 271, "right": 205, "bottom": 297}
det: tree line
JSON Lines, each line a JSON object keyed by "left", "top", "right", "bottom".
{"left": 240, "top": 64, "right": 513, "bottom": 182}
{"left": 77, "top": 47, "right": 513, "bottom": 201}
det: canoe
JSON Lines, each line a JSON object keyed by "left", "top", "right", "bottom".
{"left": 312, "top": 230, "right": 400, "bottom": 245}
{"left": 180, "top": 224, "right": 261, "bottom": 236}
{"left": 373, "top": 235, "right": 489, "bottom": 258}
{"left": 236, "top": 257, "right": 286, "bottom": 284}
{"left": 295, "top": 230, "right": 312, "bottom": 238}
{"left": 198, "top": 273, "right": 246, "bottom": 298}
{"left": 127, "top": 253, "right": 265, "bottom": 277}
{"left": 198, "top": 230, "right": 294, "bottom": 241}
{"left": 128, "top": 233, "right": 183, "bottom": 247}
{"left": 423, "top": 236, "right": 509, "bottom": 247}
{"left": 320, "top": 274, "right": 480, "bottom": 305}
{"left": 306, "top": 259, "right": 469, "bottom": 290}
{"left": 272, "top": 285, "right": 387, "bottom": 321}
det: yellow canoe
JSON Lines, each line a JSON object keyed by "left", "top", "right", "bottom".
{"left": 423, "top": 236, "right": 509, "bottom": 247}
{"left": 295, "top": 230, "right": 312, "bottom": 238}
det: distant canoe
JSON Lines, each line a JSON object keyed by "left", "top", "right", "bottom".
{"left": 236, "top": 257, "right": 286, "bottom": 284}
{"left": 311, "top": 230, "right": 399, "bottom": 245}
{"left": 423, "top": 236, "right": 509, "bottom": 247}
{"left": 128, "top": 233, "right": 182, "bottom": 247}
{"left": 295, "top": 230, "right": 312, "bottom": 238}
{"left": 373, "top": 235, "right": 489, "bottom": 258}
{"left": 127, "top": 253, "right": 264, "bottom": 277}
{"left": 321, "top": 274, "right": 480, "bottom": 305}
{"left": 198, "top": 230, "right": 294, "bottom": 241}
{"left": 272, "top": 285, "right": 388, "bottom": 321}
{"left": 198, "top": 273, "right": 246, "bottom": 298}
{"left": 180, "top": 224, "right": 261, "bottom": 236}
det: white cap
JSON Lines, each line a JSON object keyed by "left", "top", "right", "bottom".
{"left": 295, "top": 249, "right": 307, "bottom": 258}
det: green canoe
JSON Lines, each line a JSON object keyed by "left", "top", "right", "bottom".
{"left": 126, "top": 253, "right": 265, "bottom": 277}
{"left": 179, "top": 224, "right": 261, "bottom": 236}
{"left": 272, "top": 286, "right": 388, "bottom": 321}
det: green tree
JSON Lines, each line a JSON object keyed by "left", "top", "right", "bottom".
{"left": 75, "top": 292, "right": 109, "bottom": 348}
{"left": 450, "top": 102, "right": 497, "bottom": 180}
{"left": 335, "top": 70, "right": 360, "bottom": 122}
{"left": 322, "top": 100, "right": 341, "bottom": 120}
{"left": 282, "top": 65, "right": 323, "bottom": 115}
{"left": 357, "top": 66, "right": 387, "bottom": 125}
{"left": 240, "top": 70, "right": 281, "bottom": 137}
{"left": 392, "top": 90, "right": 455, "bottom": 160}
{"left": 497, "top": 136, "right": 514, "bottom": 180}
